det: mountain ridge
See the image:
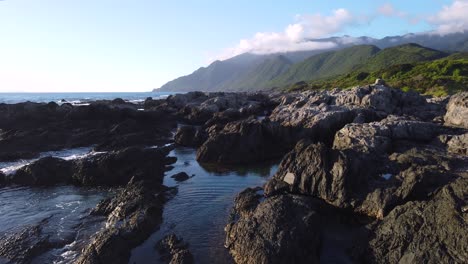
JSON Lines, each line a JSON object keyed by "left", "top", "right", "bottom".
{"left": 156, "top": 31, "right": 468, "bottom": 92}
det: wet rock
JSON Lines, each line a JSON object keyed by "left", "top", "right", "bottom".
{"left": 0, "top": 221, "right": 55, "bottom": 264}
{"left": 170, "top": 172, "right": 190, "bottom": 182}
{"left": 156, "top": 234, "right": 194, "bottom": 264}
{"left": 444, "top": 92, "right": 468, "bottom": 128}
{"left": 265, "top": 140, "right": 458, "bottom": 219}
{"left": 77, "top": 180, "right": 168, "bottom": 264}
{"left": 366, "top": 176, "right": 468, "bottom": 263}
{"left": 196, "top": 118, "right": 293, "bottom": 164}
{"left": 225, "top": 194, "right": 323, "bottom": 264}
{"left": 0, "top": 101, "right": 176, "bottom": 161}
{"left": 231, "top": 187, "right": 263, "bottom": 218}
{"left": 174, "top": 126, "right": 207, "bottom": 147}
{"left": 7, "top": 146, "right": 176, "bottom": 187}
{"left": 72, "top": 146, "right": 175, "bottom": 186}
{"left": 11, "top": 157, "right": 74, "bottom": 185}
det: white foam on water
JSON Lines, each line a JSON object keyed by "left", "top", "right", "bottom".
{"left": 54, "top": 241, "right": 79, "bottom": 264}
{"left": 0, "top": 147, "right": 105, "bottom": 175}
{"left": 129, "top": 99, "right": 145, "bottom": 104}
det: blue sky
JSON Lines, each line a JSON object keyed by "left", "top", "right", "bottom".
{"left": 0, "top": 0, "right": 465, "bottom": 92}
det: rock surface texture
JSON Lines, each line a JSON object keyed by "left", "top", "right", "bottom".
{"left": 156, "top": 234, "right": 194, "bottom": 264}
{"left": 226, "top": 86, "right": 468, "bottom": 264}
{"left": 1, "top": 86, "right": 467, "bottom": 264}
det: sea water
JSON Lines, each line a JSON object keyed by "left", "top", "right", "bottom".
{"left": 0, "top": 146, "right": 279, "bottom": 263}
{"left": 0, "top": 92, "right": 176, "bottom": 105}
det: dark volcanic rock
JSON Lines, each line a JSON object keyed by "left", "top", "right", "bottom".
{"left": 333, "top": 115, "right": 443, "bottom": 154}
{"left": 225, "top": 194, "right": 323, "bottom": 264}
{"left": 11, "top": 157, "right": 74, "bottom": 185}
{"left": 265, "top": 136, "right": 460, "bottom": 219}
{"left": 0, "top": 102, "right": 175, "bottom": 161}
{"left": 162, "top": 92, "right": 275, "bottom": 125}
{"left": 366, "top": 176, "right": 468, "bottom": 263}
{"left": 77, "top": 180, "right": 168, "bottom": 264}
{"left": 0, "top": 220, "right": 56, "bottom": 264}
{"left": 7, "top": 146, "right": 176, "bottom": 187}
{"left": 196, "top": 118, "right": 293, "bottom": 164}
{"left": 156, "top": 234, "right": 194, "bottom": 264}
{"left": 174, "top": 125, "right": 207, "bottom": 147}
{"left": 72, "top": 146, "right": 175, "bottom": 186}
{"left": 170, "top": 172, "right": 190, "bottom": 182}
{"left": 444, "top": 92, "right": 467, "bottom": 128}
{"left": 231, "top": 187, "right": 263, "bottom": 218}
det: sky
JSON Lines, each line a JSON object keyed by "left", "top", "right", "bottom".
{"left": 0, "top": 0, "right": 467, "bottom": 92}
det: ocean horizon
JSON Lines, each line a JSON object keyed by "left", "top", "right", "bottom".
{"left": 0, "top": 91, "right": 177, "bottom": 104}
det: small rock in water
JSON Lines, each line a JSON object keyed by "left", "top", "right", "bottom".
{"left": 171, "top": 172, "right": 190, "bottom": 182}
{"left": 156, "top": 234, "right": 193, "bottom": 264}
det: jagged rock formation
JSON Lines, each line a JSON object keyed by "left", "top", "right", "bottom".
{"left": 156, "top": 234, "right": 194, "bottom": 264}
{"left": 225, "top": 85, "right": 467, "bottom": 264}
{"left": 6, "top": 146, "right": 175, "bottom": 186}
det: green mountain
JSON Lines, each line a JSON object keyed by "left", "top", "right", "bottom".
{"left": 287, "top": 54, "right": 468, "bottom": 97}
{"left": 268, "top": 45, "right": 380, "bottom": 87}
{"left": 221, "top": 55, "right": 293, "bottom": 91}
{"left": 157, "top": 32, "right": 468, "bottom": 92}
{"left": 158, "top": 53, "right": 267, "bottom": 92}
{"left": 360, "top": 43, "right": 447, "bottom": 72}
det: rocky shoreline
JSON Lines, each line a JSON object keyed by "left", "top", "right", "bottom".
{"left": 0, "top": 84, "right": 466, "bottom": 263}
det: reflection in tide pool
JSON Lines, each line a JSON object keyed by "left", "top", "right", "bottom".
{"left": 130, "top": 147, "right": 279, "bottom": 264}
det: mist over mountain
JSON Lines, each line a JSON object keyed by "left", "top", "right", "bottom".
{"left": 157, "top": 31, "right": 468, "bottom": 92}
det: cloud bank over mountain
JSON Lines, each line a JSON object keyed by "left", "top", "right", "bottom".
{"left": 215, "top": 0, "right": 468, "bottom": 61}
{"left": 216, "top": 9, "right": 363, "bottom": 60}
{"left": 429, "top": 0, "right": 468, "bottom": 35}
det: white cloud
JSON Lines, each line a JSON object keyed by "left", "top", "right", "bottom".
{"left": 377, "top": 3, "right": 418, "bottom": 24}
{"left": 428, "top": 0, "right": 468, "bottom": 35}
{"left": 215, "top": 9, "right": 359, "bottom": 60}
{"left": 378, "top": 3, "right": 398, "bottom": 16}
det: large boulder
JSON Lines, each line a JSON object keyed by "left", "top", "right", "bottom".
{"left": 366, "top": 176, "right": 468, "bottom": 263}
{"left": 77, "top": 180, "right": 169, "bottom": 264}
{"left": 174, "top": 125, "right": 207, "bottom": 147}
{"left": 10, "top": 157, "right": 74, "bottom": 185}
{"left": 265, "top": 139, "right": 458, "bottom": 219}
{"left": 444, "top": 92, "right": 468, "bottom": 128}
{"left": 196, "top": 118, "right": 293, "bottom": 164}
{"left": 225, "top": 194, "right": 323, "bottom": 264}
{"left": 333, "top": 116, "right": 442, "bottom": 154}
{"left": 72, "top": 146, "right": 175, "bottom": 186}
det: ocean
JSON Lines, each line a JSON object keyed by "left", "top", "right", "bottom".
{"left": 0, "top": 91, "right": 176, "bottom": 105}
